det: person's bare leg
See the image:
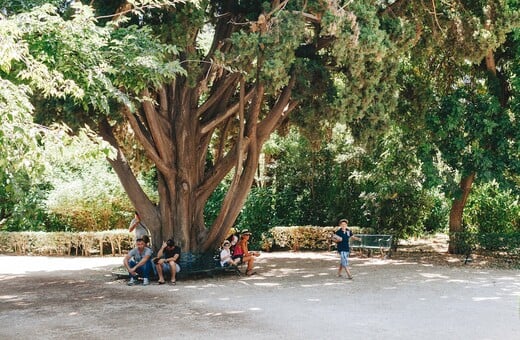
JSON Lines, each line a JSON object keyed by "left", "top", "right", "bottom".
{"left": 244, "top": 255, "right": 255, "bottom": 274}
{"left": 168, "top": 261, "right": 176, "bottom": 283}
{"left": 338, "top": 265, "right": 346, "bottom": 277}
{"left": 156, "top": 264, "right": 165, "bottom": 283}
{"left": 345, "top": 267, "right": 353, "bottom": 279}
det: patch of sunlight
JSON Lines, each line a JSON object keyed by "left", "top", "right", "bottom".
{"left": 204, "top": 312, "right": 223, "bottom": 316}
{"left": 306, "top": 298, "right": 321, "bottom": 302}
{"left": 472, "top": 297, "right": 501, "bottom": 302}
{"left": 218, "top": 297, "right": 231, "bottom": 301}
{"left": 323, "top": 282, "right": 345, "bottom": 286}
{"left": 0, "top": 295, "right": 18, "bottom": 300}
{"left": 420, "top": 273, "right": 449, "bottom": 279}
{"left": 225, "top": 310, "right": 245, "bottom": 315}
{"left": 302, "top": 274, "right": 314, "bottom": 278}
{"left": 253, "top": 282, "right": 280, "bottom": 287}
{"left": 390, "top": 261, "right": 419, "bottom": 266}
{"left": 249, "top": 307, "right": 262, "bottom": 311}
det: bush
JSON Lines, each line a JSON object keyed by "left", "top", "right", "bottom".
{"left": 451, "top": 231, "right": 520, "bottom": 256}
{"left": 265, "top": 225, "right": 372, "bottom": 251}
{"left": 464, "top": 181, "right": 520, "bottom": 235}
{"left": 0, "top": 230, "right": 134, "bottom": 255}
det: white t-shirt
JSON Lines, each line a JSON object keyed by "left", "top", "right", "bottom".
{"left": 130, "top": 218, "right": 149, "bottom": 239}
{"left": 220, "top": 248, "right": 232, "bottom": 267}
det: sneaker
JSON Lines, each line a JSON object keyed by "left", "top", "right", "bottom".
{"left": 127, "top": 277, "right": 136, "bottom": 286}
{"left": 143, "top": 278, "right": 149, "bottom": 286}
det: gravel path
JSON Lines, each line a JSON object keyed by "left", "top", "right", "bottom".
{"left": 1, "top": 252, "right": 519, "bottom": 339}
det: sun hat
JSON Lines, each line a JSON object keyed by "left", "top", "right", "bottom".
{"left": 241, "top": 229, "right": 252, "bottom": 235}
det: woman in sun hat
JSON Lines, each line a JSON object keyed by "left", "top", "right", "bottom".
{"left": 233, "top": 229, "right": 260, "bottom": 275}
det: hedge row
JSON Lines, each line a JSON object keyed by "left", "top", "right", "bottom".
{"left": 0, "top": 226, "right": 375, "bottom": 256}
{"left": 262, "top": 226, "right": 373, "bottom": 251}
{"left": 0, "top": 230, "right": 134, "bottom": 256}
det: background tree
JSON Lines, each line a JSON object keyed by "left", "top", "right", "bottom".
{"left": 388, "top": 0, "right": 520, "bottom": 253}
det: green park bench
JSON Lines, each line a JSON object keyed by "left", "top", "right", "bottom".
{"left": 350, "top": 234, "right": 393, "bottom": 259}
{"left": 112, "top": 250, "right": 241, "bottom": 281}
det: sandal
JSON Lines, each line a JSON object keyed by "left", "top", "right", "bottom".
{"left": 169, "top": 281, "right": 176, "bottom": 285}
{"left": 157, "top": 280, "right": 165, "bottom": 285}
{"left": 246, "top": 270, "right": 257, "bottom": 276}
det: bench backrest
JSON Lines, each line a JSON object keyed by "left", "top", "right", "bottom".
{"left": 350, "top": 234, "right": 392, "bottom": 249}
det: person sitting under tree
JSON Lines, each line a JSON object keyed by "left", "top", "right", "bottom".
{"left": 232, "top": 229, "right": 260, "bottom": 276}
{"left": 154, "top": 239, "right": 181, "bottom": 285}
{"left": 123, "top": 238, "right": 153, "bottom": 286}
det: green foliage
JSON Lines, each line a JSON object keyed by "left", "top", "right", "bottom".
{"left": 42, "top": 128, "right": 152, "bottom": 232}
{"left": 266, "top": 226, "right": 371, "bottom": 251}
{"left": 235, "top": 186, "right": 277, "bottom": 247}
{"left": 464, "top": 181, "right": 520, "bottom": 234}
{"left": 451, "top": 231, "right": 520, "bottom": 255}
{"left": 423, "top": 190, "right": 450, "bottom": 233}
{"left": 1, "top": 2, "right": 182, "bottom": 121}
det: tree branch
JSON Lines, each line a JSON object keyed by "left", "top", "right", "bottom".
{"left": 121, "top": 105, "right": 170, "bottom": 174}
{"left": 197, "top": 73, "right": 241, "bottom": 118}
{"left": 200, "top": 86, "right": 255, "bottom": 135}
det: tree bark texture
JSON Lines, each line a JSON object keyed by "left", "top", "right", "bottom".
{"left": 447, "top": 172, "right": 475, "bottom": 254}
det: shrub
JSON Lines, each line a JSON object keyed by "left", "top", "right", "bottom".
{"left": 0, "top": 230, "right": 134, "bottom": 256}
{"left": 265, "top": 225, "right": 372, "bottom": 251}
{"left": 465, "top": 181, "right": 520, "bottom": 235}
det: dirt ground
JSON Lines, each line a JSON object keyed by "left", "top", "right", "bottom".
{"left": 1, "top": 236, "right": 519, "bottom": 340}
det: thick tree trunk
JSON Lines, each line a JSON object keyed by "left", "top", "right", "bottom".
{"left": 98, "top": 119, "right": 161, "bottom": 242}
{"left": 447, "top": 172, "right": 475, "bottom": 254}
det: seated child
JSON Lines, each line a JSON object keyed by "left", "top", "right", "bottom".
{"left": 220, "top": 240, "right": 239, "bottom": 267}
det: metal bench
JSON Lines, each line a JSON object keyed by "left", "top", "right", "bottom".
{"left": 350, "top": 234, "right": 393, "bottom": 259}
{"left": 111, "top": 251, "right": 241, "bottom": 281}
{"left": 177, "top": 252, "right": 241, "bottom": 279}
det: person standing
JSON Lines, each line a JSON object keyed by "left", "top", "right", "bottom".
{"left": 334, "top": 219, "right": 361, "bottom": 279}
{"left": 128, "top": 211, "right": 150, "bottom": 241}
{"left": 154, "top": 239, "right": 181, "bottom": 285}
{"left": 123, "top": 238, "right": 153, "bottom": 286}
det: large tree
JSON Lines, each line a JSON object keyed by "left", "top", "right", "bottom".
{"left": 101, "top": 0, "right": 415, "bottom": 251}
